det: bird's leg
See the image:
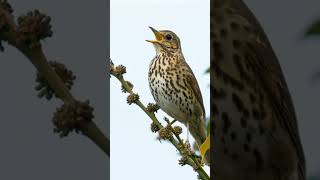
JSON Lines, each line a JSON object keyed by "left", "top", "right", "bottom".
{"left": 164, "top": 118, "right": 177, "bottom": 126}
{"left": 169, "top": 119, "right": 177, "bottom": 125}
{"left": 167, "top": 118, "right": 190, "bottom": 144}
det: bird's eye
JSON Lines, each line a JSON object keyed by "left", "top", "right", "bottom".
{"left": 165, "top": 34, "right": 173, "bottom": 40}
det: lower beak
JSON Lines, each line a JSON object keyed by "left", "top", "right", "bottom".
{"left": 146, "top": 26, "right": 163, "bottom": 43}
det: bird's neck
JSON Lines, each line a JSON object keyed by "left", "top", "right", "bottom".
{"left": 155, "top": 48, "right": 182, "bottom": 57}
{"left": 152, "top": 49, "right": 184, "bottom": 68}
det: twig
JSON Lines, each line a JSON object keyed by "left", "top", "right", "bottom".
{"left": 0, "top": 4, "right": 109, "bottom": 156}
{"left": 110, "top": 62, "right": 209, "bottom": 180}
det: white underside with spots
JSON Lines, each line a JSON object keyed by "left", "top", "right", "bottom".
{"left": 149, "top": 69, "right": 193, "bottom": 124}
{"left": 213, "top": 83, "right": 268, "bottom": 179}
{"left": 212, "top": 83, "right": 299, "bottom": 180}
{"left": 148, "top": 53, "right": 207, "bottom": 147}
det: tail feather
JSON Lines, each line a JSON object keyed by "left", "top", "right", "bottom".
{"left": 189, "top": 118, "right": 210, "bottom": 165}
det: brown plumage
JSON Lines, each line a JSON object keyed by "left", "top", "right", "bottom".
{"left": 212, "top": 0, "right": 305, "bottom": 180}
{"left": 147, "top": 27, "right": 208, "bottom": 162}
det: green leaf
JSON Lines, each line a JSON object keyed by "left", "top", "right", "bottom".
{"left": 308, "top": 176, "right": 320, "bottom": 180}
{"left": 205, "top": 67, "right": 210, "bottom": 74}
{"left": 306, "top": 20, "right": 320, "bottom": 36}
{"left": 200, "top": 134, "right": 210, "bottom": 161}
{"left": 199, "top": 120, "right": 211, "bottom": 161}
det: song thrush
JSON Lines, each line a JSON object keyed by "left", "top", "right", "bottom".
{"left": 212, "top": 0, "right": 306, "bottom": 180}
{"left": 146, "top": 27, "right": 209, "bottom": 162}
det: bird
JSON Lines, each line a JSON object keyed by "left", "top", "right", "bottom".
{"left": 146, "top": 26, "right": 209, "bottom": 163}
{"left": 212, "top": 0, "right": 306, "bottom": 180}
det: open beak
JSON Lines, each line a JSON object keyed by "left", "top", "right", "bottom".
{"left": 146, "top": 26, "right": 163, "bottom": 43}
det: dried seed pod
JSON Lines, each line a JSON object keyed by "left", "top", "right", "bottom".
{"left": 35, "top": 61, "right": 76, "bottom": 100}
{"left": 158, "top": 127, "right": 172, "bottom": 140}
{"left": 146, "top": 103, "right": 160, "bottom": 113}
{"left": 0, "top": 0, "right": 15, "bottom": 51}
{"left": 173, "top": 126, "right": 183, "bottom": 135}
{"left": 17, "top": 9, "right": 53, "bottom": 49}
{"left": 0, "top": 0, "right": 13, "bottom": 13}
{"left": 178, "top": 156, "right": 188, "bottom": 166}
{"left": 111, "top": 65, "right": 126, "bottom": 76}
{"left": 126, "top": 93, "right": 139, "bottom": 105}
{"left": 52, "top": 100, "right": 94, "bottom": 137}
{"left": 150, "top": 122, "right": 159, "bottom": 133}
{"left": 0, "top": 1, "right": 12, "bottom": 31}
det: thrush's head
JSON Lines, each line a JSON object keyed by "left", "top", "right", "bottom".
{"left": 146, "top": 27, "right": 181, "bottom": 53}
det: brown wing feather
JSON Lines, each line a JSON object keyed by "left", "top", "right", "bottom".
{"left": 246, "top": 41, "right": 306, "bottom": 179}
{"left": 182, "top": 60, "right": 206, "bottom": 118}
{"left": 235, "top": 0, "right": 306, "bottom": 178}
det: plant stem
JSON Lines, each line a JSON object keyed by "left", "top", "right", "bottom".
{"left": 111, "top": 66, "right": 209, "bottom": 180}
{"left": 1, "top": 28, "right": 110, "bottom": 156}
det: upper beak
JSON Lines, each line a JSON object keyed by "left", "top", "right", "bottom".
{"left": 146, "top": 26, "right": 163, "bottom": 43}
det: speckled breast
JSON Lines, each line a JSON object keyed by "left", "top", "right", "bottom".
{"left": 148, "top": 53, "right": 196, "bottom": 123}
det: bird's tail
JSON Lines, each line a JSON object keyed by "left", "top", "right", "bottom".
{"left": 189, "top": 117, "right": 210, "bottom": 166}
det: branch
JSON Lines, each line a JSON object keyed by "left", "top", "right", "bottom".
{"left": 0, "top": 2, "right": 109, "bottom": 156}
{"left": 110, "top": 61, "right": 209, "bottom": 180}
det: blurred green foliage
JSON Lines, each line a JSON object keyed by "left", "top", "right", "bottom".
{"left": 205, "top": 67, "right": 210, "bottom": 74}
{"left": 308, "top": 176, "right": 320, "bottom": 180}
{"left": 306, "top": 20, "right": 320, "bottom": 36}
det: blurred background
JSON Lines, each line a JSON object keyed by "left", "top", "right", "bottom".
{"left": 0, "top": 1, "right": 108, "bottom": 179}
{"left": 110, "top": 0, "right": 210, "bottom": 179}
{"left": 245, "top": 1, "right": 320, "bottom": 179}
